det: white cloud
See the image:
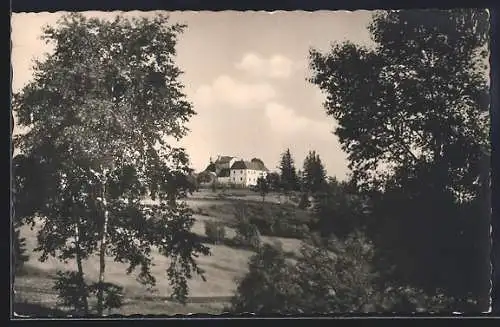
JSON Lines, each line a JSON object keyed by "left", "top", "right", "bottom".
{"left": 265, "top": 102, "right": 333, "bottom": 140}
{"left": 235, "top": 53, "right": 295, "bottom": 79}
{"left": 192, "top": 75, "right": 277, "bottom": 109}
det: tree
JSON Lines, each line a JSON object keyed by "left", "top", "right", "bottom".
{"left": 256, "top": 176, "right": 270, "bottom": 202}
{"left": 302, "top": 150, "right": 327, "bottom": 194}
{"left": 309, "top": 9, "right": 490, "bottom": 309}
{"left": 265, "top": 172, "right": 281, "bottom": 192}
{"left": 13, "top": 13, "right": 210, "bottom": 316}
{"left": 278, "top": 149, "right": 300, "bottom": 195}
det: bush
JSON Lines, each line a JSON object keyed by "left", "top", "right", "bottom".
{"left": 233, "top": 219, "right": 261, "bottom": 250}
{"left": 229, "top": 231, "right": 454, "bottom": 314}
{"left": 230, "top": 243, "right": 301, "bottom": 314}
{"left": 53, "top": 271, "right": 90, "bottom": 314}
{"left": 233, "top": 204, "right": 261, "bottom": 250}
{"left": 375, "top": 286, "right": 457, "bottom": 313}
{"left": 52, "top": 271, "right": 124, "bottom": 315}
{"left": 204, "top": 220, "right": 226, "bottom": 245}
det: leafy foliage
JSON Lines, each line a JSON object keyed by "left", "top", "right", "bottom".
{"left": 52, "top": 271, "right": 90, "bottom": 314}
{"left": 88, "top": 282, "right": 124, "bottom": 314}
{"left": 53, "top": 270, "right": 125, "bottom": 315}
{"left": 309, "top": 9, "right": 490, "bottom": 309}
{"left": 230, "top": 242, "right": 302, "bottom": 314}
{"left": 233, "top": 204, "right": 262, "bottom": 250}
{"left": 265, "top": 172, "right": 281, "bottom": 192}
{"left": 310, "top": 178, "right": 370, "bottom": 239}
{"left": 12, "top": 13, "right": 210, "bottom": 315}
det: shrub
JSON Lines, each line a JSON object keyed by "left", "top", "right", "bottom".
{"left": 233, "top": 204, "right": 261, "bottom": 250}
{"left": 204, "top": 220, "right": 226, "bottom": 245}
{"left": 229, "top": 230, "right": 455, "bottom": 314}
{"left": 53, "top": 271, "right": 90, "bottom": 314}
{"left": 53, "top": 271, "right": 124, "bottom": 316}
{"left": 88, "top": 282, "right": 124, "bottom": 314}
{"left": 230, "top": 243, "right": 301, "bottom": 314}
{"left": 233, "top": 219, "right": 261, "bottom": 250}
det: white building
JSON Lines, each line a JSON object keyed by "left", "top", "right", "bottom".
{"left": 230, "top": 158, "right": 268, "bottom": 187}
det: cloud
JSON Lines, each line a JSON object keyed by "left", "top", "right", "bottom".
{"left": 265, "top": 102, "right": 333, "bottom": 140}
{"left": 192, "top": 75, "right": 277, "bottom": 109}
{"left": 235, "top": 53, "right": 295, "bottom": 79}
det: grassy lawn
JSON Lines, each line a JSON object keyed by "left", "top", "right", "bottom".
{"left": 14, "top": 194, "right": 305, "bottom": 316}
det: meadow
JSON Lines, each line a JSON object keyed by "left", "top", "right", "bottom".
{"left": 14, "top": 188, "right": 307, "bottom": 316}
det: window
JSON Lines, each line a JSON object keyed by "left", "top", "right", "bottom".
{"left": 241, "top": 170, "right": 243, "bottom": 174}
{"left": 240, "top": 177, "right": 243, "bottom": 182}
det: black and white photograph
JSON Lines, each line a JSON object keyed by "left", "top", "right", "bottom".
{"left": 10, "top": 9, "right": 492, "bottom": 317}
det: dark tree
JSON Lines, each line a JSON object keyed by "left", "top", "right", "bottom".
{"left": 256, "top": 176, "right": 270, "bottom": 202}
{"left": 265, "top": 172, "right": 281, "bottom": 192}
{"left": 279, "top": 149, "right": 300, "bottom": 194}
{"left": 302, "top": 150, "right": 327, "bottom": 194}
{"left": 13, "top": 13, "right": 210, "bottom": 316}
{"left": 311, "top": 178, "right": 368, "bottom": 239}
{"left": 309, "top": 9, "right": 490, "bottom": 310}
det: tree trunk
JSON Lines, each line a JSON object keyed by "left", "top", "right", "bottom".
{"left": 74, "top": 220, "right": 89, "bottom": 315}
{"left": 97, "top": 178, "right": 109, "bottom": 316}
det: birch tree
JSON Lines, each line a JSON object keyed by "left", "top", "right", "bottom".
{"left": 13, "top": 13, "right": 209, "bottom": 316}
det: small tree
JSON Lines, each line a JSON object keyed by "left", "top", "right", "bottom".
{"left": 266, "top": 172, "right": 281, "bottom": 192}
{"left": 229, "top": 232, "right": 378, "bottom": 314}
{"left": 302, "top": 150, "right": 327, "bottom": 195}
{"left": 279, "top": 149, "right": 300, "bottom": 197}
{"left": 233, "top": 203, "right": 261, "bottom": 250}
{"left": 230, "top": 243, "right": 301, "bottom": 314}
{"left": 256, "top": 176, "right": 270, "bottom": 202}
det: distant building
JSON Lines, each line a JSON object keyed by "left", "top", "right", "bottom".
{"left": 201, "top": 155, "right": 269, "bottom": 188}
{"left": 230, "top": 158, "right": 269, "bottom": 187}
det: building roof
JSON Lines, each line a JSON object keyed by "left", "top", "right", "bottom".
{"left": 215, "top": 156, "right": 235, "bottom": 164}
{"left": 230, "top": 159, "right": 268, "bottom": 171}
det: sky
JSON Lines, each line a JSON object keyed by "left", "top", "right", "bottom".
{"left": 11, "top": 11, "right": 375, "bottom": 179}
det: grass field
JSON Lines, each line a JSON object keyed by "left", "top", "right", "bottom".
{"left": 14, "top": 189, "right": 307, "bottom": 316}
